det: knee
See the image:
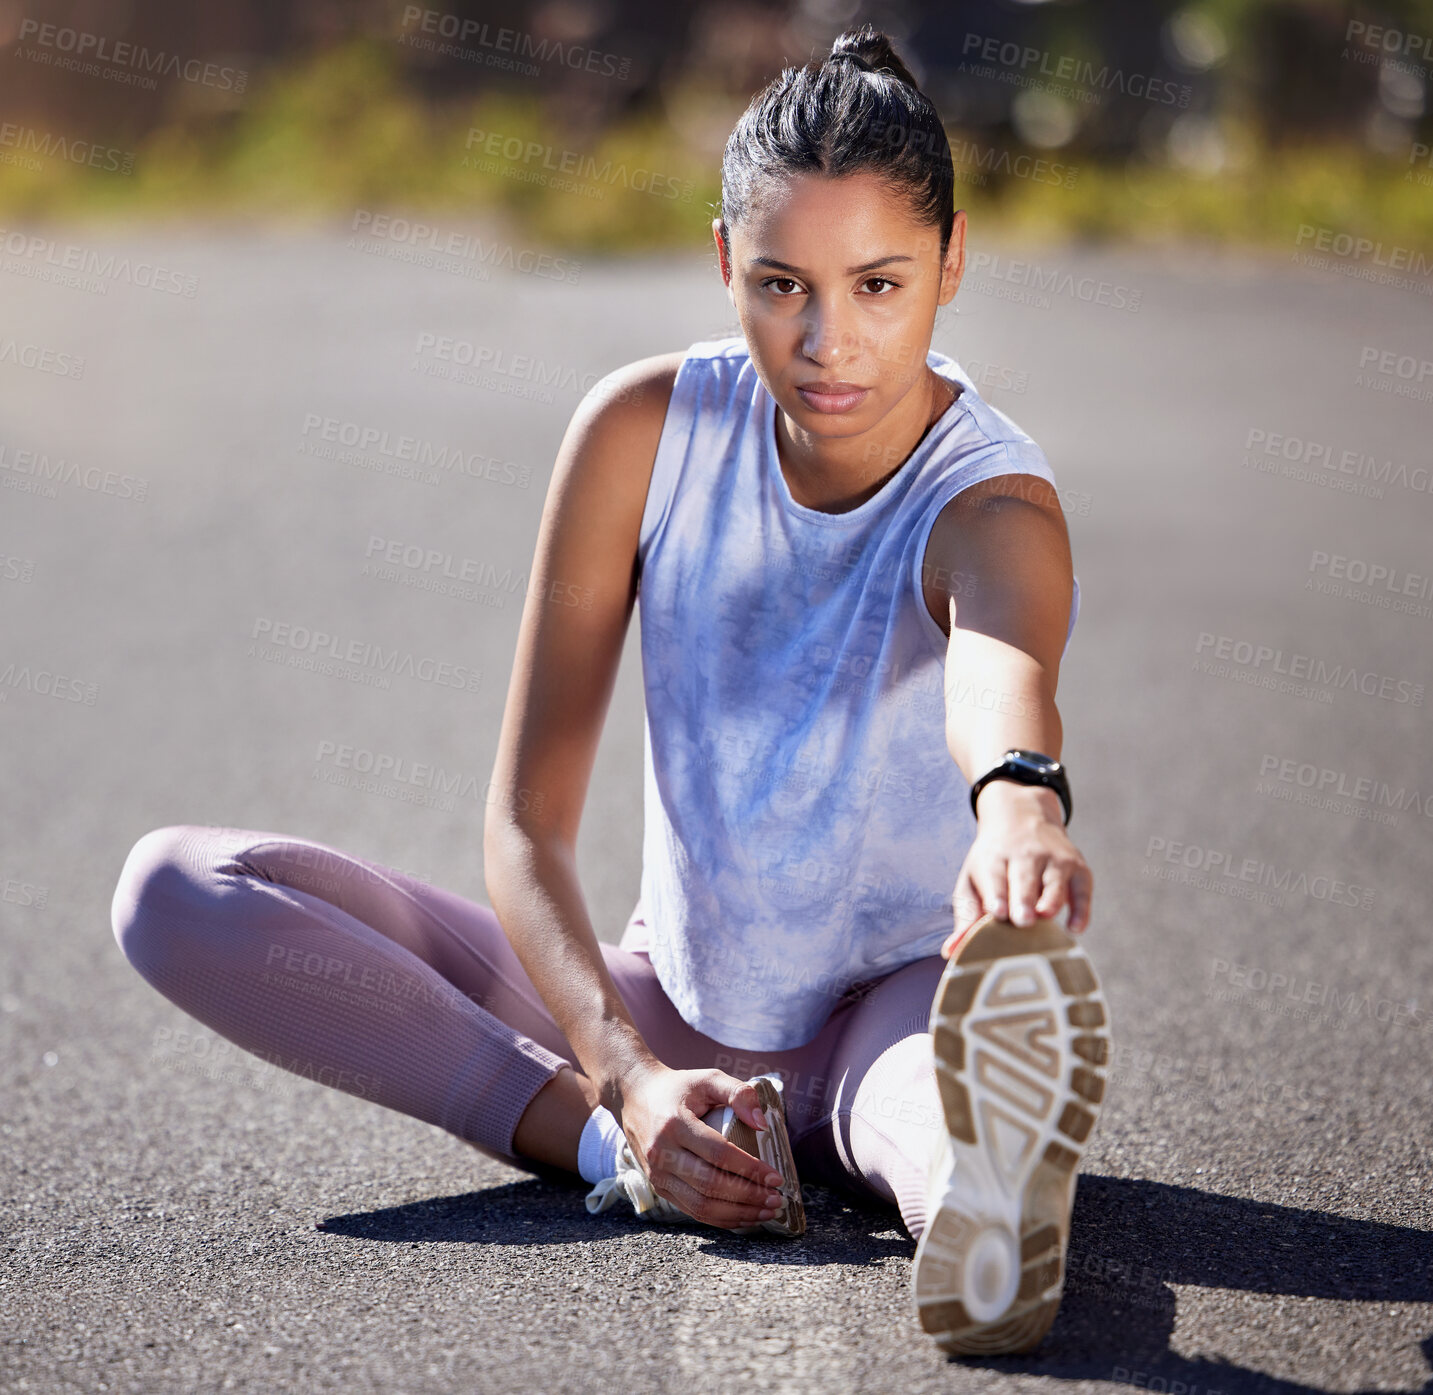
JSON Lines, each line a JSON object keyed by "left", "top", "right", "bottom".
{"left": 110, "top": 824, "right": 216, "bottom": 977}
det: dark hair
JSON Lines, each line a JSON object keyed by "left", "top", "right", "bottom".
{"left": 717, "top": 24, "right": 955, "bottom": 262}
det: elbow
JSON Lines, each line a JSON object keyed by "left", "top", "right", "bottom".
{"left": 482, "top": 808, "right": 571, "bottom": 907}
{"left": 483, "top": 811, "right": 529, "bottom": 895}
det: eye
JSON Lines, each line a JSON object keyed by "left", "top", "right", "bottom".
{"left": 861, "top": 276, "right": 900, "bottom": 294}
{"left": 760, "top": 276, "right": 803, "bottom": 296}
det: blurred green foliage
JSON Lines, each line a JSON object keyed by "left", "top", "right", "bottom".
{"left": 2, "top": 34, "right": 1430, "bottom": 255}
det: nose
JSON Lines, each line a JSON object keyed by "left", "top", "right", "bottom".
{"left": 800, "top": 304, "right": 859, "bottom": 366}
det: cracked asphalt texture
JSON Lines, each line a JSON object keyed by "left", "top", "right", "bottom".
{"left": 2, "top": 221, "right": 1430, "bottom": 1394}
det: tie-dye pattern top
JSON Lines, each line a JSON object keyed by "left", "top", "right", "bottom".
{"left": 632, "top": 336, "right": 1079, "bottom": 1050}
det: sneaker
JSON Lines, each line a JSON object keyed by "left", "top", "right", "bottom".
{"left": 911, "top": 913, "right": 1111, "bottom": 1355}
{"left": 584, "top": 1072, "right": 805, "bottom": 1237}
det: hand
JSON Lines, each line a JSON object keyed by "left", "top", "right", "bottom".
{"left": 941, "top": 782, "right": 1093, "bottom": 957}
{"left": 610, "top": 1061, "right": 788, "bottom": 1230}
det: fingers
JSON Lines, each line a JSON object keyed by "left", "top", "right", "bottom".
{"left": 646, "top": 1120, "right": 785, "bottom": 1227}
{"left": 1065, "top": 863, "right": 1094, "bottom": 932}
{"left": 726, "top": 1079, "right": 767, "bottom": 1133}
{"left": 658, "top": 1171, "right": 784, "bottom": 1231}
{"left": 981, "top": 853, "right": 1011, "bottom": 921}
{"left": 681, "top": 1112, "right": 784, "bottom": 1198}
{"left": 942, "top": 874, "right": 985, "bottom": 958}
{"left": 946, "top": 850, "right": 1095, "bottom": 947}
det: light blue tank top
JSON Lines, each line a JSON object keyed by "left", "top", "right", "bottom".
{"left": 628, "top": 336, "right": 1079, "bottom": 1050}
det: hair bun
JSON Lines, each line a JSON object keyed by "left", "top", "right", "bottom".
{"left": 826, "top": 23, "right": 919, "bottom": 88}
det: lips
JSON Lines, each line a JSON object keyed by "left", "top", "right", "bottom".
{"left": 795, "top": 381, "right": 870, "bottom": 413}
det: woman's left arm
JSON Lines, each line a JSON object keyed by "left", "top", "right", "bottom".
{"left": 919, "top": 471, "right": 1092, "bottom": 956}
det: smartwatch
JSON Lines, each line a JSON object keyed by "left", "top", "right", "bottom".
{"left": 969, "top": 749, "right": 1072, "bottom": 826}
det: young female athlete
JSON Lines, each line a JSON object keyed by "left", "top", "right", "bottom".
{"left": 110, "top": 24, "right": 1109, "bottom": 1357}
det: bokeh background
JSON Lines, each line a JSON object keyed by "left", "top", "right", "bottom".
{"left": 3, "top": 3, "right": 1432, "bottom": 1394}
{"left": 3, "top": 0, "right": 1433, "bottom": 245}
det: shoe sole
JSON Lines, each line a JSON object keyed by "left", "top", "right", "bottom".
{"left": 911, "top": 914, "right": 1110, "bottom": 1355}
{"left": 726, "top": 1075, "right": 806, "bottom": 1237}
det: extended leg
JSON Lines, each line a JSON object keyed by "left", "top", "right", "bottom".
{"left": 796, "top": 955, "right": 951, "bottom": 1243}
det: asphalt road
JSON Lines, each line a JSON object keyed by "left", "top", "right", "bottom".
{"left": 1, "top": 216, "right": 1430, "bottom": 1394}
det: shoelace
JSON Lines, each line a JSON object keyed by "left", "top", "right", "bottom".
{"left": 584, "top": 1140, "right": 685, "bottom": 1219}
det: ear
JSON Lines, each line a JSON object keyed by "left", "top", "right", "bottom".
{"left": 938, "top": 210, "right": 966, "bottom": 306}
{"left": 712, "top": 218, "right": 732, "bottom": 288}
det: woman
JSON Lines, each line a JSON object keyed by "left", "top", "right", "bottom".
{"left": 111, "top": 24, "right": 1109, "bottom": 1357}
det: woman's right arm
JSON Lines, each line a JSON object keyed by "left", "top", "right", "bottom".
{"left": 482, "top": 354, "right": 786, "bottom": 1229}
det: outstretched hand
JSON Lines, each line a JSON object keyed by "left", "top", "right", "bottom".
{"left": 941, "top": 790, "right": 1093, "bottom": 958}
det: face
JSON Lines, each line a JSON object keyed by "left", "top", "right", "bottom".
{"left": 714, "top": 168, "right": 964, "bottom": 439}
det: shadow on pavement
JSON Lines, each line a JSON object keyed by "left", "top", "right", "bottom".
{"left": 963, "top": 1174, "right": 1433, "bottom": 1395}
{"left": 316, "top": 1179, "right": 912, "bottom": 1266}
{"left": 319, "top": 1170, "right": 1432, "bottom": 1388}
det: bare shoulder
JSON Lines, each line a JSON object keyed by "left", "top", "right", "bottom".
{"left": 562, "top": 350, "right": 686, "bottom": 477}
{"left": 532, "top": 350, "right": 688, "bottom": 610}
{"left": 921, "top": 471, "right": 1071, "bottom": 636}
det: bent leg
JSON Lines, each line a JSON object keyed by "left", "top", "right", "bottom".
{"left": 111, "top": 824, "right": 578, "bottom": 1163}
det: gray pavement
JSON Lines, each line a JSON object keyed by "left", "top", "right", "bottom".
{"left": 1, "top": 216, "right": 1430, "bottom": 1393}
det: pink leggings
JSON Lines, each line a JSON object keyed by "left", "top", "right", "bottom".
{"left": 110, "top": 824, "right": 948, "bottom": 1241}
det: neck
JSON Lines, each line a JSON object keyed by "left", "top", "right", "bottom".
{"left": 775, "top": 368, "right": 958, "bottom": 515}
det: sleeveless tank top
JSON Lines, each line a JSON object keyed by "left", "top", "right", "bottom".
{"left": 628, "top": 336, "right": 1079, "bottom": 1051}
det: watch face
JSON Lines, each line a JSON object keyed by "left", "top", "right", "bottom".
{"left": 1012, "top": 750, "right": 1059, "bottom": 776}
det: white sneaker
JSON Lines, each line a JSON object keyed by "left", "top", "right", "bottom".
{"left": 911, "top": 914, "right": 1111, "bottom": 1355}
{"left": 584, "top": 1072, "right": 805, "bottom": 1236}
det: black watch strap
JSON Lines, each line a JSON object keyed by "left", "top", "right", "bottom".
{"left": 969, "top": 750, "right": 1072, "bottom": 826}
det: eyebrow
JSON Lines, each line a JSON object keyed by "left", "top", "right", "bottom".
{"left": 751, "top": 254, "right": 916, "bottom": 275}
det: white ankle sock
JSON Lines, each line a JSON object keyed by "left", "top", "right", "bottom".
{"left": 577, "top": 1106, "right": 626, "bottom": 1183}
